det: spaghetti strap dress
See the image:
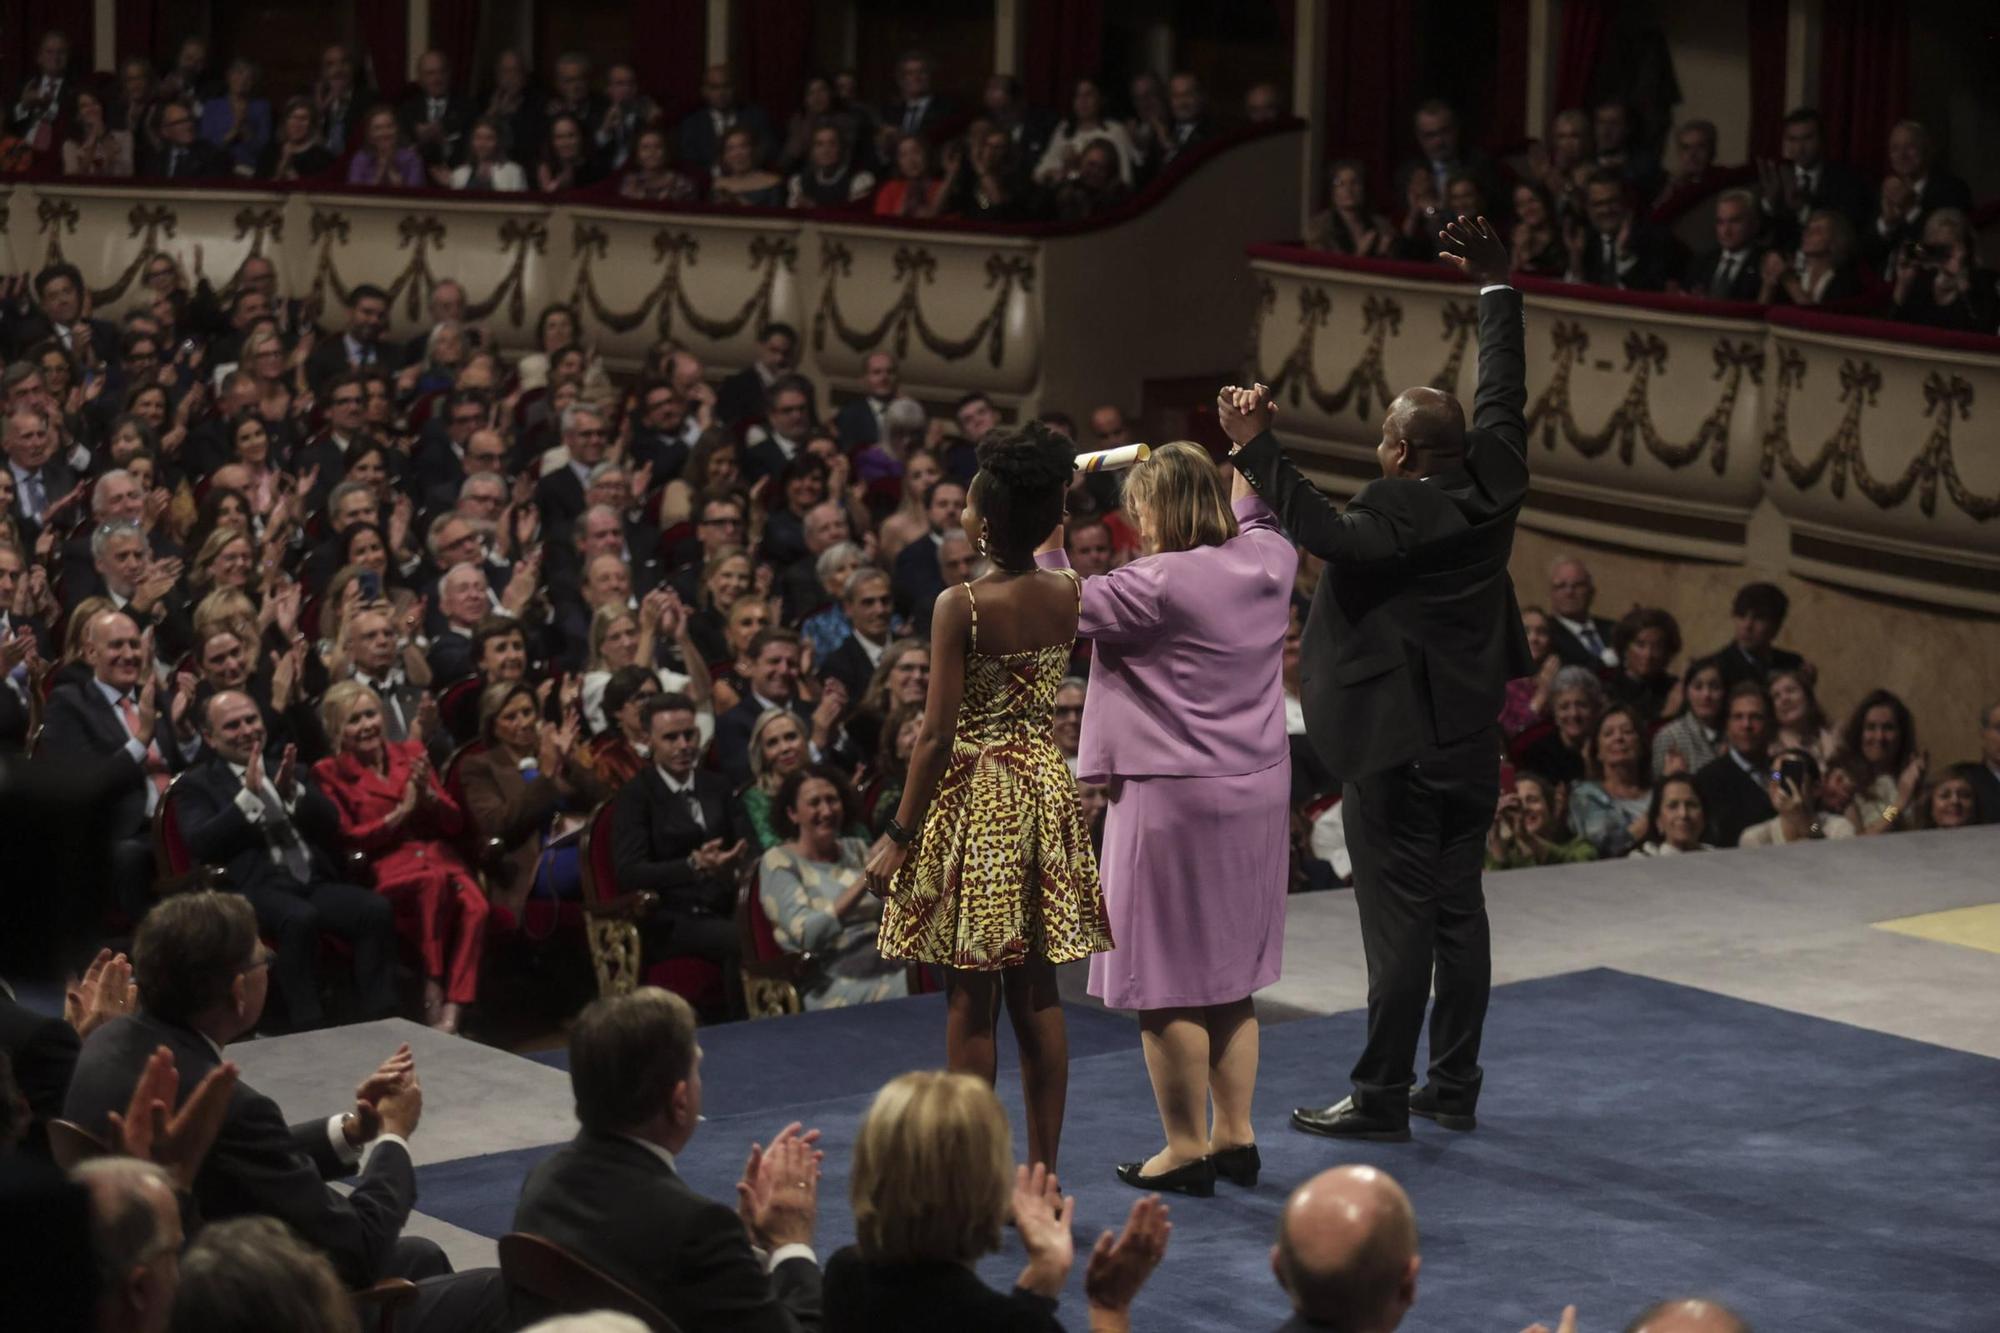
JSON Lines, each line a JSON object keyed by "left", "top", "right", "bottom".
{"left": 878, "top": 571, "right": 1113, "bottom": 970}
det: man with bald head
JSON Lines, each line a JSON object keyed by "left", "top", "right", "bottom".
{"left": 1225, "top": 217, "right": 1529, "bottom": 1142}
{"left": 1271, "top": 1165, "right": 1420, "bottom": 1331}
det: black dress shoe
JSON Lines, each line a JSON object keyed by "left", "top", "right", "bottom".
{"left": 1209, "top": 1143, "right": 1261, "bottom": 1187}
{"left": 1291, "top": 1096, "right": 1411, "bottom": 1142}
{"left": 1407, "top": 1084, "right": 1477, "bottom": 1132}
{"left": 1115, "top": 1156, "right": 1216, "bottom": 1197}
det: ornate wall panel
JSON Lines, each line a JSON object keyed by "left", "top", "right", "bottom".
{"left": 26, "top": 184, "right": 293, "bottom": 319}
{"left": 563, "top": 206, "right": 802, "bottom": 375}
{"left": 809, "top": 223, "right": 1041, "bottom": 399}
{"left": 1247, "top": 252, "right": 2000, "bottom": 615}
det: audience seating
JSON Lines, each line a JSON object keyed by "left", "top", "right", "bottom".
{"left": 497, "top": 1232, "right": 682, "bottom": 1333}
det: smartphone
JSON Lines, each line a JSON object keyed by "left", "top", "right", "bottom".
{"left": 358, "top": 571, "right": 383, "bottom": 601}
{"left": 1776, "top": 755, "right": 1812, "bottom": 793}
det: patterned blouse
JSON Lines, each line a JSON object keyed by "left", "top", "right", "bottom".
{"left": 758, "top": 838, "right": 908, "bottom": 1009}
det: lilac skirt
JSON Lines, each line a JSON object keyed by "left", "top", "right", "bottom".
{"left": 1087, "top": 759, "right": 1290, "bottom": 1010}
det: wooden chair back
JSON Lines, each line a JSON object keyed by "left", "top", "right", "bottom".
{"left": 498, "top": 1232, "right": 681, "bottom": 1332}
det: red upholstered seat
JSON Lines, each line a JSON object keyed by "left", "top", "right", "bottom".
{"left": 582, "top": 801, "right": 725, "bottom": 1012}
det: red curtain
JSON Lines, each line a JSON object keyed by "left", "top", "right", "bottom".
{"left": 429, "top": 0, "right": 480, "bottom": 93}
{"left": 1817, "top": 0, "right": 1908, "bottom": 176}
{"left": 1322, "top": 0, "right": 1415, "bottom": 211}
{"left": 355, "top": 0, "right": 410, "bottom": 101}
{"left": 2, "top": 2, "right": 93, "bottom": 95}
{"left": 115, "top": 0, "right": 160, "bottom": 70}
{"left": 1745, "top": 0, "right": 1788, "bottom": 160}
{"left": 1489, "top": 0, "right": 1530, "bottom": 147}
{"left": 634, "top": 0, "right": 708, "bottom": 118}
{"left": 1021, "top": 0, "right": 1105, "bottom": 111}
{"left": 735, "top": 0, "right": 814, "bottom": 126}
{"left": 1553, "top": 0, "right": 1613, "bottom": 115}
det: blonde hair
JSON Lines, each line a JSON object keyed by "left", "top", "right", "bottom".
{"left": 850, "top": 1071, "right": 1012, "bottom": 1264}
{"left": 193, "top": 589, "right": 257, "bottom": 644}
{"left": 1122, "top": 440, "right": 1237, "bottom": 555}
{"left": 191, "top": 525, "right": 253, "bottom": 589}
{"left": 747, "top": 706, "right": 806, "bottom": 794}
{"left": 320, "top": 680, "right": 382, "bottom": 748}
{"left": 587, "top": 602, "right": 639, "bottom": 671}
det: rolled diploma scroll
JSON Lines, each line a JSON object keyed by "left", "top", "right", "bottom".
{"left": 1073, "top": 443, "right": 1151, "bottom": 473}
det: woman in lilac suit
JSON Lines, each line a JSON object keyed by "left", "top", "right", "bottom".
{"left": 1037, "top": 442, "right": 1297, "bottom": 1196}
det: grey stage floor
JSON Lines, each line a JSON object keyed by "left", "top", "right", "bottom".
{"left": 233, "top": 825, "right": 2000, "bottom": 1272}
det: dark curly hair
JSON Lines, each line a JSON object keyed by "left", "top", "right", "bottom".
{"left": 969, "top": 421, "right": 1072, "bottom": 558}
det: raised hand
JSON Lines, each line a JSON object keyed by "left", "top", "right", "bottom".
{"left": 1084, "top": 1194, "right": 1172, "bottom": 1313}
{"left": 1438, "top": 215, "right": 1510, "bottom": 285}
{"left": 1522, "top": 1306, "right": 1579, "bottom": 1333}
{"left": 65, "top": 949, "right": 137, "bottom": 1038}
{"left": 1011, "top": 1163, "right": 1076, "bottom": 1297}
{"left": 107, "top": 1047, "right": 240, "bottom": 1190}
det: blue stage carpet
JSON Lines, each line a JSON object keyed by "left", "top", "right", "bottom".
{"left": 422, "top": 971, "right": 2000, "bottom": 1331}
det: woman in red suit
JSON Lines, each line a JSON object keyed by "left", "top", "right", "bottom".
{"left": 314, "top": 680, "right": 487, "bottom": 1033}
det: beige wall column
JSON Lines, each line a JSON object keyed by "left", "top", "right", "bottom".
{"left": 707, "top": 0, "right": 732, "bottom": 67}
{"left": 1785, "top": 0, "right": 1822, "bottom": 113}
{"left": 994, "top": 0, "right": 1023, "bottom": 77}
{"left": 95, "top": 0, "right": 116, "bottom": 71}
{"left": 1293, "top": 0, "right": 1326, "bottom": 236}
{"left": 1526, "top": 0, "right": 1555, "bottom": 138}
{"left": 408, "top": 0, "right": 431, "bottom": 76}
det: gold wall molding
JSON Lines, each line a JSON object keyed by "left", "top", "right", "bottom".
{"left": 812, "top": 238, "right": 1036, "bottom": 368}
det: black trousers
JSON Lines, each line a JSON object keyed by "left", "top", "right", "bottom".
{"left": 243, "top": 878, "right": 399, "bottom": 1029}
{"left": 378, "top": 1236, "right": 510, "bottom": 1333}
{"left": 1340, "top": 726, "right": 1498, "bottom": 1114}
{"left": 643, "top": 906, "right": 745, "bottom": 1020}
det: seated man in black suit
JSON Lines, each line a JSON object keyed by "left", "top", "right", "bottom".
{"left": 397, "top": 49, "right": 473, "bottom": 169}
{"left": 37, "top": 610, "right": 196, "bottom": 913}
{"left": 715, "top": 323, "right": 798, "bottom": 429}
{"left": 1566, "top": 171, "right": 1674, "bottom": 291}
{"left": 776, "top": 501, "right": 857, "bottom": 625}
{"left": 1543, "top": 555, "right": 1619, "bottom": 670}
{"left": 1760, "top": 107, "right": 1872, "bottom": 252}
{"left": 613, "top": 695, "right": 752, "bottom": 1016}
{"left": 821, "top": 569, "right": 894, "bottom": 703}
{"left": 675, "top": 62, "right": 774, "bottom": 176}
{"left": 532, "top": 402, "right": 611, "bottom": 546}
{"left": 743, "top": 376, "right": 817, "bottom": 485}
{"left": 1396, "top": 99, "right": 1499, "bottom": 225}
{"left": 144, "top": 102, "right": 229, "bottom": 178}
{"left": 1710, "top": 581, "right": 1807, "bottom": 691}
{"left": 629, "top": 379, "right": 705, "bottom": 480}
{"left": 90, "top": 519, "right": 196, "bottom": 665}
{"left": 305, "top": 287, "right": 393, "bottom": 393}
{"left": 713, "top": 628, "right": 845, "bottom": 789}
{"left": 177, "top": 691, "right": 398, "bottom": 1031}
{"left": 889, "top": 479, "right": 968, "bottom": 624}
{"left": 513, "top": 987, "right": 822, "bottom": 1331}
{"left": 1693, "top": 683, "right": 1777, "bottom": 849}
{"left": 1683, "top": 190, "right": 1766, "bottom": 301}
{"left": 60, "top": 891, "right": 508, "bottom": 1331}
{"left": 16, "top": 263, "right": 119, "bottom": 367}
{"left": 834, "top": 352, "right": 902, "bottom": 451}
{"left": 1272, "top": 1165, "right": 1421, "bottom": 1333}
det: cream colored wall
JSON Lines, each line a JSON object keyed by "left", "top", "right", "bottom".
{"left": 1655, "top": 0, "right": 1753, "bottom": 161}
{"left": 1507, "top": 525, "right": 2000, "bottom": 768}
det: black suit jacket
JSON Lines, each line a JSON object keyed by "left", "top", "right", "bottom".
{"left": 891, "top": 536, "right": 944, "bottom": 627}
{"left": 1693, "top": 752, "right": 1775, "bottom": 849}
{"left": 61, "top": 1011, "right": 416, "bottom": 1288}
{"left": 174, "top": 755, "right": 349, "bottom": 892}
{"left": 630, "top": 428, "right": 694, "bottom": 483}
{"left": 832, "top": 398, "right": 887, "bottom": 451}
{"left": 305, "top": 336, "right": 390, "bottom": 393}
{"left": 1968, "top": 762, "right": 2000, "bottom": 826}
{"left": 819, "top": 636, "right": 875, "bottom": 703}
{"left": 612, "top": 766, "right": 751, "bottom": 914}
{"left": 514, "top": 1129, "right": 820, "bottom": 1332}
{"left": 880, "top": 96, "right": 960, "bottom": 144}
{"left": 534, "top": 467, "right": 589, "bottom": 546}
{"left": 716, "top": 366, "right": 774, "bottom": 427}
{"left": 823, "top": 1246, "right": 1055, "bottom": 1333}
{"left": 1547, "top": 614, "right": 1620, "bottom": 669}
{"left": 143, "top": 139, "right": 231, "bottom": 179}
{"left": 676, "top": 103, "right": 775, "bottom": 173}
{"left": 1711, "top": 642, "right": 1804, "bottom": 692}
{"left": 1684, "top": 248, "right": 1767, "bottom": 302}
{"left": 38, "top": 680, "right": 187, "bottom": 837}
{"left": 7, "top": 313, "right": 119, "bottom": 365}
{"left": 1235, "top": 286, "right": 1532, "bottom": 781}
{"left": 396, "top": 91, "right": 475, "bottom": 165}
{"left": 0, "top": 988, "right": 78, "bottom": 1161}
{"left": 1577, "top": 223, "right": 1675, "bottom": 291}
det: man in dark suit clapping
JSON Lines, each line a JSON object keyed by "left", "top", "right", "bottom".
{"left": 1226, "top": 216, "right": 1530, "bottom": 1141}
{"left": 613, "top": 694, "right": 752, "bottom": 1016}
{"left": 176, "top": 691, "right": 398, "bottom": 1030}
{"left": 1683, "top": 190, "right": 1767, "bottom": 302}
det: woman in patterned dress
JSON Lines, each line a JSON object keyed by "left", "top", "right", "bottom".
{"left": 865, "top": 424, "right": 1112, "bottom": 1171}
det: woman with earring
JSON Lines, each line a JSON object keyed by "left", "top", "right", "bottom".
{"left": 1035, "top": 442, "right": 1297, "bottom": 1197}
{"left": 865, "top": 423, "right": 1112, "bottom": 1173}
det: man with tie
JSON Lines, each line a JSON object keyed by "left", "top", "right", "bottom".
{"left": 144, "top": 101, "right": 226, "bottom": 179}
{"left": 0, "top": 542, "right": 45, "bottom": 751}
{"left": 715, "top": 323, "right": 798, "bottom": 427}
{"left": 4, "top": 402, "right": 77, "bottom": 531}
{"left": 92, "top": 519, "right": 196, "bottom": 664}
{"left": 1759, "top": 108, "right": 1871, "bottom": 251}
{"left": 1567, "top": 172, "right": 1672, "bottom": 291}
{"left": 675, "top": 64, "right": 769, "bottom": 175}
{"left": 628, "top": 380, "right": 704, "bottom": 481}
{"left": 834, "top": 351, "right": 903, "bottom": 451}
{"left": 397, "top": 49, "right": 472, "bottom": 169}
{"left": 175, "top": 691, "right": 398, "bottom": 1029}
{"left": 613, "top": 694, "right": 752, "bottom": 1017}
{"left": 1161, "top": 72, "right": 1218, "bottom": 166}
{"left": 344, "top": 606, "right": 447, "bottom": 762}
{"left": 1543, "top": 556, "right": 1620, "bottom": 670}
{"left": 306, "top": 287, "right": 391, "bottom": 393}
{"left": 882, "top": 51, "right": 958, "bottom": 147}
{"left": 1683, "top": 190, "right": 1766, "bottom": 302}
{"left": 38, "top": 611, "right": 195, "bottom": 912}
{"left": 9, "top": 263, "right": 118, "bottom": 365}
{"left": 9, "top": 30, "right": 75, "bottom": 152}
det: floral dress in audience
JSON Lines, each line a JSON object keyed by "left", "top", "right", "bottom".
{"left": 758, "top": 839, "right": 908, "bottom": 1008}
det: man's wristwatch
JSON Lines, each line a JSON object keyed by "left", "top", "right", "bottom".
{"left": 883, "top": 816, "right": 916, "bottom": 847}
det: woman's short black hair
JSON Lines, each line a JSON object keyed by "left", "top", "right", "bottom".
{"left": 601, "top": 665, "right": 659, "bottom": 726}
{"left": 969, "top": 421, "right": 1071, "bottom": 555}
{"left": 773, "top": 762, "right": 857, "bottom": 839}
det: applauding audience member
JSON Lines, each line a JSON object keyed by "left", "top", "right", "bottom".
{"left": 1842, "top": 689, "right": 1925, "bottom": 835}
{"left": 513, "top": 987, "right": 824, "bottom": 1331}
{"left": 1652, "top": 657, "right": 1727, "bottom": 781}
{"left": 1486, "top": 772, "right": 1594, "bottom": 870}
{"left": 1606, "top": 608, "right": 1682, "bottom": 725}
{"left": 1516, "top": 666, "right": 1602, "bottom": 788}
{"left": 757, "top": 765, "right": 907, "bottom": 1008}
{"left": 1710, "top": 583, "right": 1804, "bottom": 691}
{"left": 1692, "top": 684, "right": 1776, "bottom": 849}
{"left": 1569, "top": 705, "right": 1655, "bottom": 859}
{"left": 1767, "top": 668, "right": 1839, "bottom": 765}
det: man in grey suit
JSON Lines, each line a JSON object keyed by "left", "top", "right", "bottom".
{"left": 1225, "top": 216, "right": 1529, "bottom": 1141}
{"left": 513, "top": 987, "right": 823, "bottom": 1331}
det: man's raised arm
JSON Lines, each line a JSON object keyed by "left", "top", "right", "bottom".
{"left": 1440, "top": 215, "right": 1527, "bottom": 462}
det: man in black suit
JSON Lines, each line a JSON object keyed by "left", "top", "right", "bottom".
{"left": 1271, "top": 1165, "right": 1421, "bottom": 1332}
{"left": 1568, "top": 171, "right": 1675, "bottom": 291}
{"left": 833, "top": 351, "right": 901, "bottom": 451}
{"left": 1396, "top": 99, "right": 1499, "bottom": 221}
{"left": 89, "top": 519, "right": 196, "bottom": 665}
{"left": 744, "top": 376, "right": 818, "bottom": 485}
{"left": 1226, "top": 217, "right": 1529, "bottom": 1141}
{"left": 714, "top": 628, "right": 847, "bottom": 789}
{"left": 61, "top": 892, "right": 508, "bottom": 1331}
{"left": 143, "top": 101, "right": 229, "bottom": 179}
{"left": 343, "top": 606, "right": 448, "bottom": 762}
{"left": 881, "top": 51, "right": 959, "bottom": 146}
{"left": 820, "top": 569, "right": 894, "bottom": 702}
{"left": 1160, "top": 71, "right": 1219, "bottom": 166}
{"left": 890, "top": 479, "right": 968, "bottom": 624}
{"left": 1970, "top": 700, "right": 2000, "bottom": 826}
{"left": 628, "top": 379, "right": 704, "bottom": 481}
{"left": 39, "top": 610, "right": 196, "bottom": 912}
{"left": 5, "top": 401, "right": 78, "bottom": 532}
{"left": 0, "top": 546, "right": 43, "bottom": 752}
{"left": 613, "top": 695, "right": 752, "bottom": 1014}
{"left": 177, "top": 691, "right": 398, "bottom": 1030}
{"left": 1543, "top": 555, "right": 1619, "bottom": 670}
{"left": 397, "top": 50, "right": 474, "bottom": 169}
{"left": 1683, "top": 190, "right": 1767, "bottom": 302}
{"left": 1709, "top": 582, "right": 1807, "bottom": 691}
{"left": 716, "top": 324, "right": 800, "bottom": 429}
{"left": 1759, "top": 108, "right": 1872, "bottom": 251}
{"left": 513, "top": 987, "right": 822, "bottom": 1330}
{"left": 0, "top": 965, "right": 93, "bottom": 1160}
{"left": 1869, "top": 118, "right": 1978, "bottom": 271}
{"left": 10, "top": 263, "right": 119, "bottom": 365}
{"left": 1693, "top": 683, "right": 1777, "bottom": 849}
{"left": 305, "top": 286, "right": 393, "bottom": 393}
{"left": 675, "top": 63, "right": 773, "bottom": 175}
{"left": 532, "top": 402, "right": 611, "bottom": 546}
{"left": 983, "top": 75, "right": 1056, "bottom": 172}
{"left": 9, "top": 30, "right": 76, "bottom": 148}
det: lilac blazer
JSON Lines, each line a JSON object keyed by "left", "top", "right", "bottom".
{"left": 1039, "top": 495, "right": 1297, "bottom": 782}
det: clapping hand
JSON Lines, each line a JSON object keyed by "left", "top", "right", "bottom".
{"left": 64, "top": 948, "right": 137, "bottom": 1039}
{"left": 345, "top": 1043, "right": 417, "bottom": 1146}
{"left": 1084, "top": 1194, "right": 1171, "bottom": 1314}
{"left": 736, "top": 1121, "right": 824, "bottom": 1249}
{"left": 106, "top": 1046, "right": 239, "bottom": 1190}
{"left": 1011, "top": 1163, "right": 1076, "bottom": 1298}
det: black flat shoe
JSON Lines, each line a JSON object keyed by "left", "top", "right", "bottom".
{"left": 1115, "top": 1156, "right": 1216, "bottom": 1197}
{"left": 1209, "top": 1143, "right": 1261, "bottom": 1187}
{"left": 1291, "top": 1096, "right": 1411, "bottom": 1142}
{"left": 1408, "top": 1084, "right": 1477, "bottom": 1132}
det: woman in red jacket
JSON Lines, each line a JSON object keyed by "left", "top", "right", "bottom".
{"left": 314, "top": 680, "right": 487, "bottom": 1033}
